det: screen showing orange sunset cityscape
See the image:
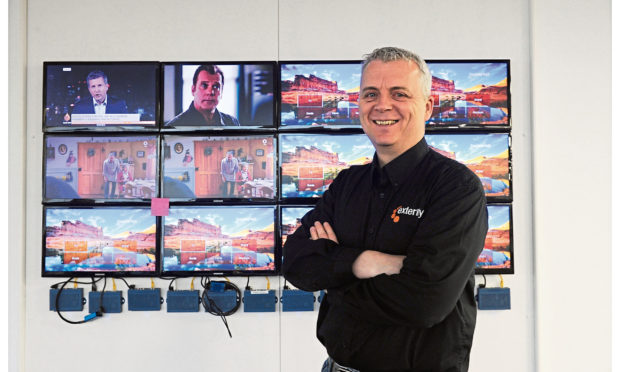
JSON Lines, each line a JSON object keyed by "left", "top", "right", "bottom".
{"left": 163, "top": 206, "right": 275, "bottom": 273}
{"left": 44, "top": 208, "right": 157, "bottom": 274}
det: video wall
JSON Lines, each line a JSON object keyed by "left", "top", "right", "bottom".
{"left": 41, "top": 60, "right": 513, "bottom": 277}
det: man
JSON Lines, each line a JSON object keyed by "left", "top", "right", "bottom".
{"left": 72, "top": 71, "right": 128, "bottom": 114}
{"left": 166, "top": 64, "right": 240, "bottom": 127}
{"left": 102, "top": 152, "right": 120, "bottom": 199}
{"left": 282, "top": 47, "right": 488, "bottom": 372}
{"left": 220, "top": 151, "right": 239, "bottom": 197}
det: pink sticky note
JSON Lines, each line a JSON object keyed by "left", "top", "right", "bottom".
{"left": 151, "top": 198, "right": 170, "bottom": 216}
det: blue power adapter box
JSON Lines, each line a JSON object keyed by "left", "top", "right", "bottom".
{"left": 49, "top": 288, "right": 84, "bottom": 311}
{"left": 166, "top": 290, "right": 200, "bottom": 312}
{"left": 477, "top": 287, "right": 511, "bottom": 310}
{"left": 89, "top": 291, "right": 124, "bottom": 313}
{"left": 203, "top": 289, "right": 238, "bottom": 313}
{"left": 128, "top": 288, "right": 162, "bottom": 311}
{"left": 243, "top": 289, "right": 276, "bottom": 312}
{"left": 281, "top": 289, "right": 315, "bottom": 312}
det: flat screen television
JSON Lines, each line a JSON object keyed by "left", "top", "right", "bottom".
{"left": 162, "top": 205, "right": 277, "bottom": 275}
{"left": 280, "top": 206, "right": 313, "bottom": 246}
{"left": 425, "top": 132, "right": 512, "bottom": 201}
{"left": 426, "top": 60, "right": 510, "bottom": 127}
{"left": 44, "top": 135, "right": 159, "bottom": 202}
{"left": 279, "top": 61, "right": 362, "bottom": 128}
{"left": 161, "top": 62, "right": 276, "bottom": 129}
{"left": 43, "top": 206, "right": 159, "bottom": 277}
{"left": 279, "top": 133, "right": 374, "bottom": 200}
{"left": 162, "top": 134, "right": 276, "bottom": 201}
{"left": 43, "top": 62, "right": 159, "bottom": 131}
{"left": 476, "top": 204, "right": 513, "bottom": 274}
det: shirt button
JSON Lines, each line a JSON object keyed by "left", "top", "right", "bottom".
{"left": 379, "top": 192, "right": 385, "bottom": 199}
{"left": 369, "top": 228, "right": 374, "bottom": 235}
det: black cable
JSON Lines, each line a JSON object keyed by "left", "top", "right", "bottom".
{"left": 51, "top": 277, "right": 103, "bottom": 289}
{"left": 54, "top": 277, "right": 99, "bottom": 325}
{"left": 116, "top": 277, "right": 135, "bottom": 289}
{"left": 479, "top": 274, "right": 487, "bottom": 288}
{"left": 246, "top": 276, "right": 251, "bottom": 290}
{"left": 200, "top": 279, "right": 242, "bottom": 338}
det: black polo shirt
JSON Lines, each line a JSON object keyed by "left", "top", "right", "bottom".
{"left": 282, "top": 138, "right": 488, "bottom": 372}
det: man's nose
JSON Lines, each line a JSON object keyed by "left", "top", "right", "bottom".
{"left": 374, "top": 94, "right": 392, "bottom": 112}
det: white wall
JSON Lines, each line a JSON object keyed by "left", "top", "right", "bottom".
{"left": 531, "top": 0, "right": 611, "bottom": 371}
{"left": 8, "top": 0, "right": 609, "bottom": 371}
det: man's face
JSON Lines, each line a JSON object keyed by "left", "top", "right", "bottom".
{"left": 108, "top": 153, "right": 115, "bottom": 161}
{"left": 227, "top": 152, "right": 233, "bottom": 160}
{"left": 87, "top": 77, "right": 109, "bottom": 104}
{"left": 192, "top": 70, "right": 222, "bottom": 114}
{"left": 359, "top": 60, "right": 433, "bottom": 157}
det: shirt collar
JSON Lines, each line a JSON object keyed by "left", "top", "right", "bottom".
{"left": 93, "top": 96, "right": 107, "bottom": 106}
{"left": 371, "top": 138, "right": 430, "bottom": 188}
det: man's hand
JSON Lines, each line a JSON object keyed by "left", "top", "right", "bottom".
{"left": 309, "top": 221, "right": 338, "bottom": 244}
{"left": 352, "top": 250, "right": 405, "bottom": 279}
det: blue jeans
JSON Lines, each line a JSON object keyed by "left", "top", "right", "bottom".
{"left": 321, "top": 358, "right": 360, "bottom": 372}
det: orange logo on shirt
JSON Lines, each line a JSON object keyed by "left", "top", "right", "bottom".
{"left": 391, "top": 206, "right": 402, "bottom": 223}
{"left": 391, "top": 205, "right": 425, "bottom": 223}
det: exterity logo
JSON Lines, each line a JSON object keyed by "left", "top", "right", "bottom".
{"left": 390, "top": 205, "right": 425, "bottom": 223}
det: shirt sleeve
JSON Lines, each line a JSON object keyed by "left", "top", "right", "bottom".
{"left": 282, "top": 171, "right": 363, "bottom": 292}
{"left": 339, "top": 172, "right": 488, "bottom": 328}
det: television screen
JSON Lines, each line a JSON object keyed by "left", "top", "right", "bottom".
{"left": 476, "top": 204, "right": 513, "bottom": 274}
{"left": 44, "top": 135, "right": 158, "bottom": 202}
{"left": 162, "top": 206, "right": 276, "bottom": 275}
{"left": 426, "top": 61, "right": 510, "bottom": 127}
{"left": 43, "top": 207, "right": 158, "bottom": 276}
{"left": 280, "top": 133, "right": 374, "bottom": 199}
{"left": 162, "top": 135, "right": 276, "bottom": 200}
{"left": 280, "top": 61, "right": 362, "bottom": 128}
{"left": 425, "top": 133, "right": 511, "bottom": 201}
{"left": 162, "top": 62, "right": 275, "bottom": 129}
{"left": 280, "top": 206, "right": 313, "bottom": 246}
{"left": 43, "top": 62, "right": 159, "bottom": 130}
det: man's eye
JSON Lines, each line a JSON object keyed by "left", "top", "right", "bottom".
{"left": 363, "top": 92, "right": 377, "bottom": 98}
{"left": 201, "top": 83, "right": 208, "bottom": 89}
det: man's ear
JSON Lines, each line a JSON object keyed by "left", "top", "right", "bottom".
{"left": 191, "top": 84, "right": 196, "bottom": 96}
{"left": 424, "top": 95, "right": 434, "bottom": 121}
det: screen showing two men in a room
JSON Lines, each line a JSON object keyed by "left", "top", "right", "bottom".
{"left": 280, "top": 62, "right": 361, "bottom": 127}
{"left": 425, "top": 133, "right": 511, "bottom": 200}
{"left": 44, "top": 207, "right": 157, "bottom": 274}
{"left": 163, "top": 135, "right": 275, "bottom": 200}
{"left": 44, "top": 136, "right": 158, "bottom": 201}
{"left": 162, "top": 206, "right": 275, "bottom": 273}
{"left": 44, "top": 63, "right": 158, "bottom": 128}
{"left": 426, "top": 61, "right": 510, "bottom": 126}
{"left": 280, "top": 134, "right": 374, "bottom": 198}
{"left": 162, "top": 63, "right": 275, "bottom": 128}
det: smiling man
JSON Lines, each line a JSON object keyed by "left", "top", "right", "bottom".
{"left": 166, "top": 64, "right": 240, "bottom": 127}
{"left": 282, "top": 47, "right": 488, "bottom": 372}
{"left": 73, "top": 70, "right": 128, "bottom": 115}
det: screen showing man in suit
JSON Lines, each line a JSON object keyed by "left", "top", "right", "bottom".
{"left": 72, "top": 70, "right": 128, "bottom": 115}
{"left": 44, "top": 62, "right": 158, "bottom": 128}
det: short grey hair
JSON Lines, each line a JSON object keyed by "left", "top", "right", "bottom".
{"left": 361, "top": 47, "right": 432, "bottom": 98}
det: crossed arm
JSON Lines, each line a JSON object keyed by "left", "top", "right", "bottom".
{"left": 309, "top": 221, "right": 405, "bottom": 279}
